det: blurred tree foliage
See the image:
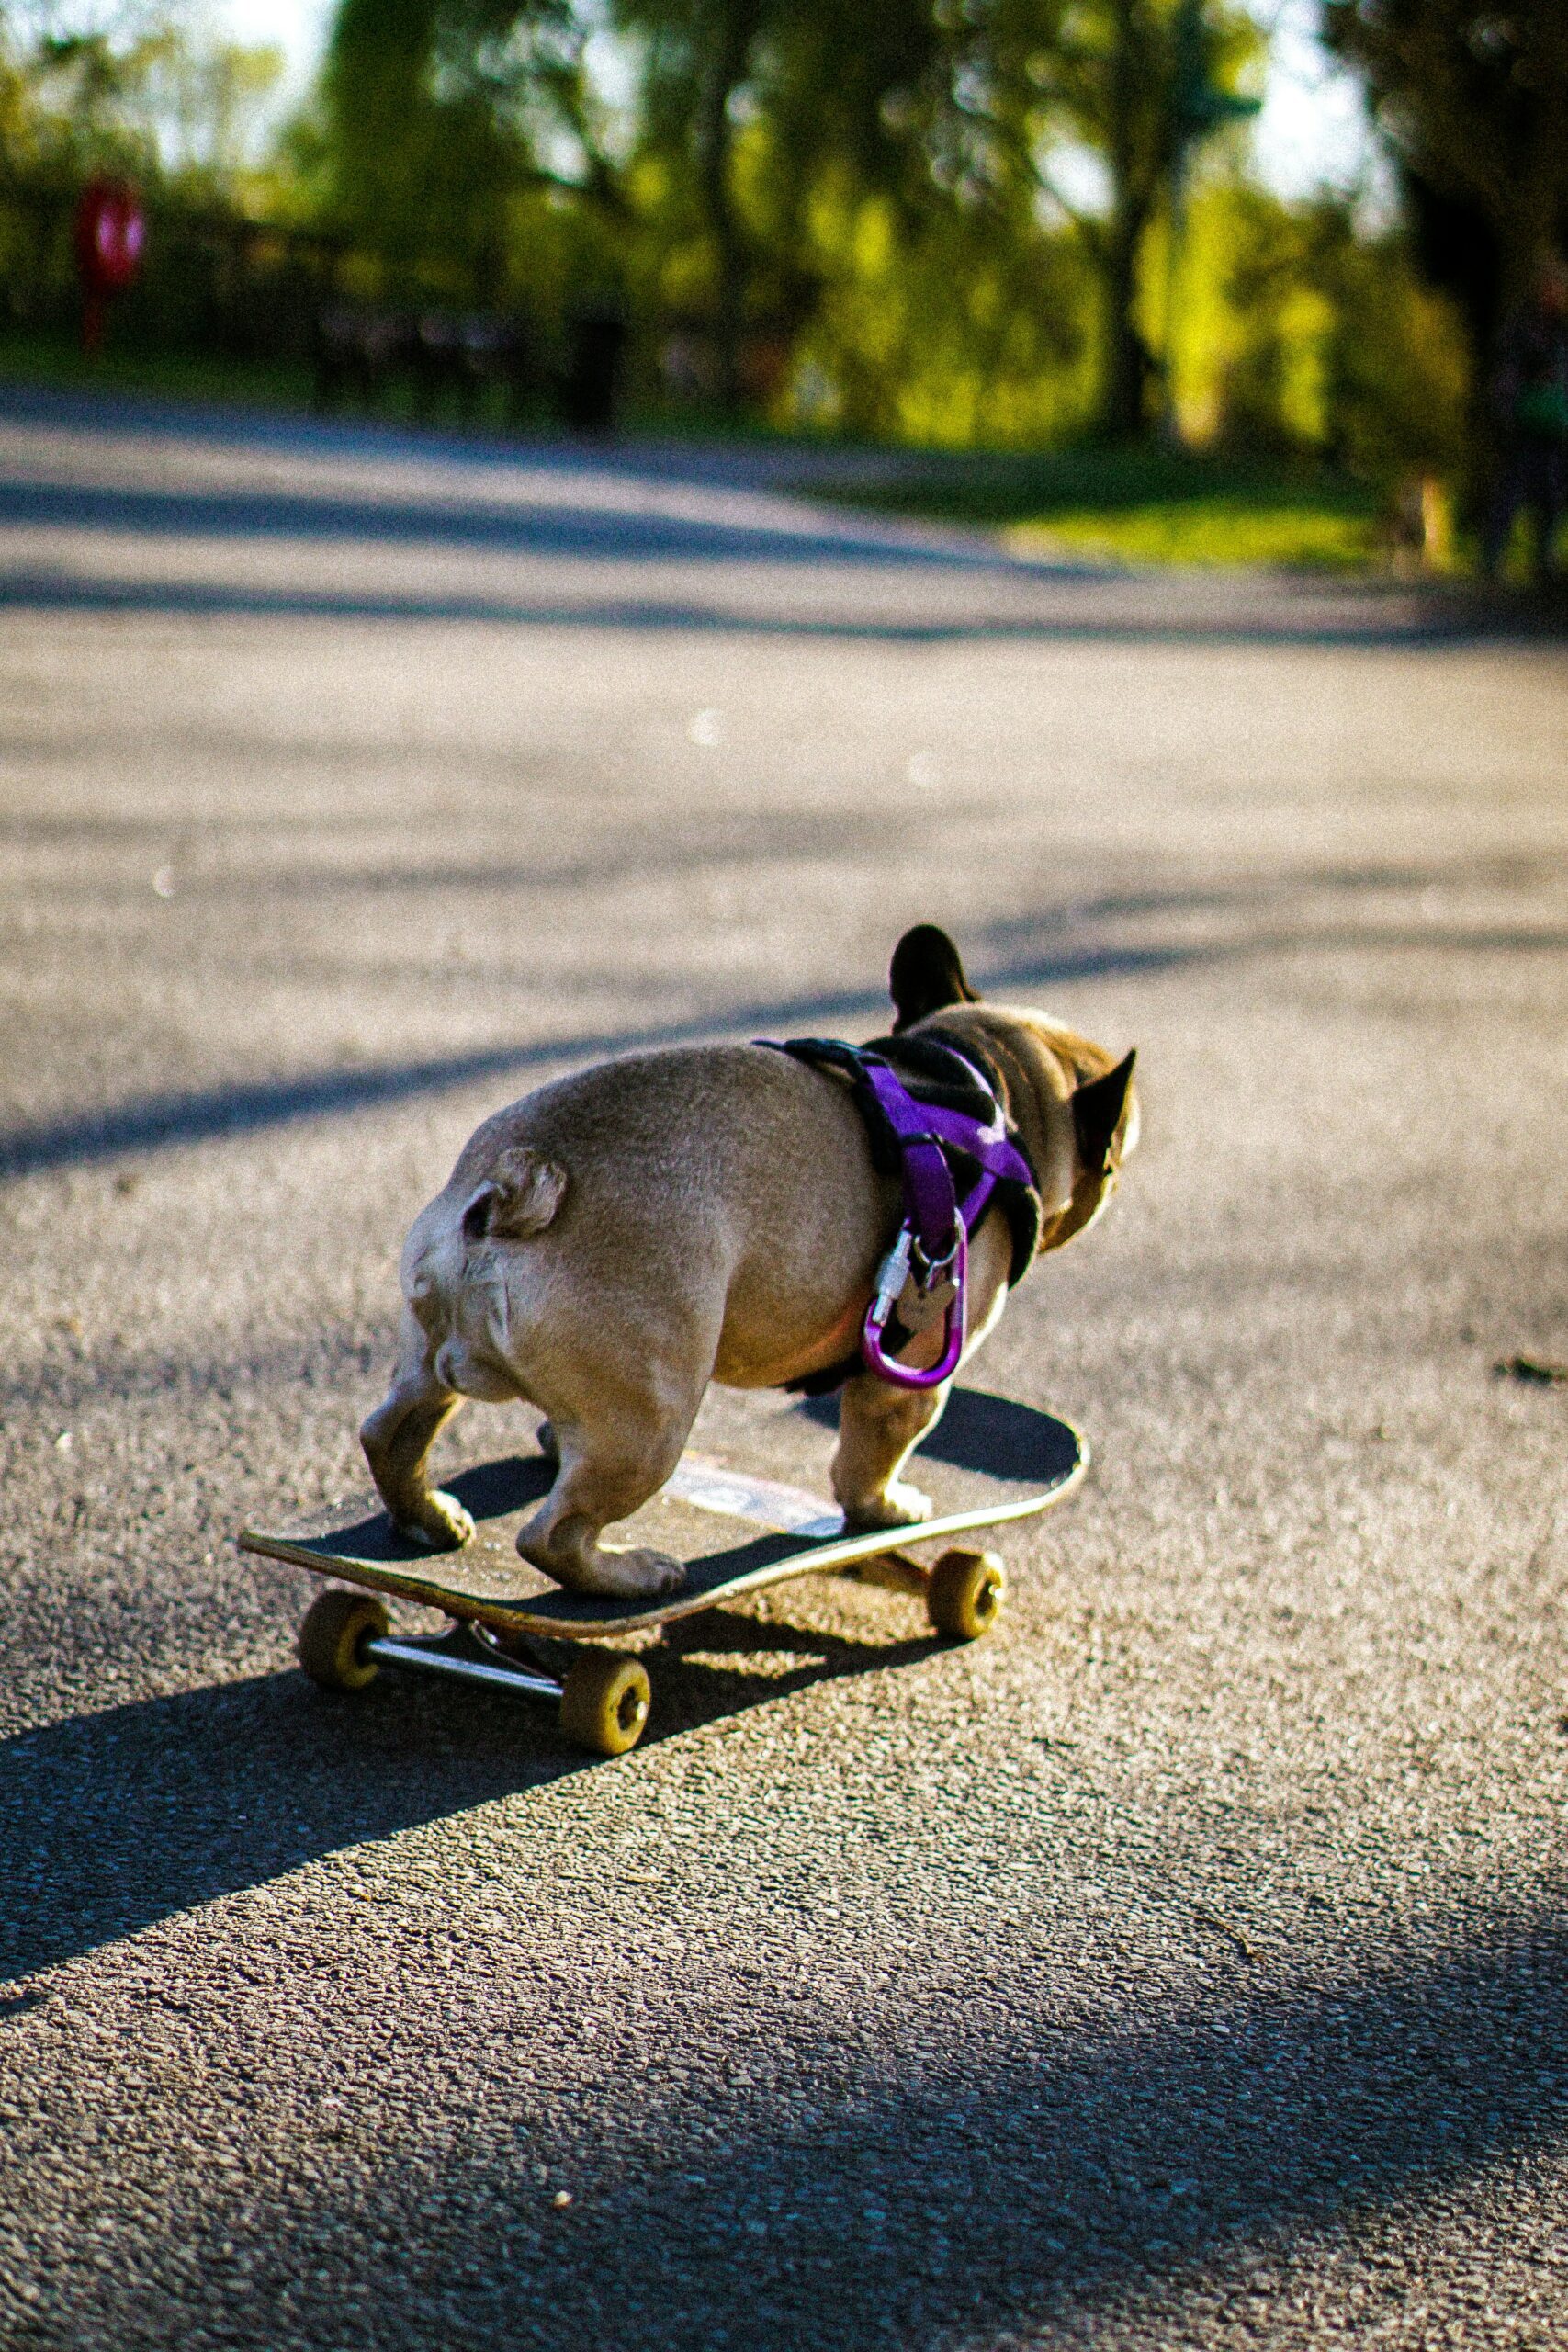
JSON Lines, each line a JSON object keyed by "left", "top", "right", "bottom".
{"left": 309, "top": 0, "right": 618, "bottom": 298}
{"left": 1325, "top": 0, "right": 1568, "bottom": 317}
{"left": 0, "top": 0, "right": 1479, "bottom": 487}
{"left": 0, "top": 5, "right": 284, "bottom": 192}
{"left": 1176, "top": 184, "right": 1468, "bottom": 474}
{"left": 610, "top": 0, "right": 1264, "bottom": 435}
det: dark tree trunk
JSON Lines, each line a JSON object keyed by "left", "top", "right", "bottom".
{"left": 694, "top": 3, "right": 755, "bottom": 414}
{"left": 1095, "top": 0, "right": 1156, "bottom": 440}
{"left": 1100, "top": 210, "right": 1151, "bottom": 440}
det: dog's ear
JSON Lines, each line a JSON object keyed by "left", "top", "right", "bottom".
{"left": 889, "top": 925, "right": 980, "bottom": 1033}
{"left": 1072, "top": 1051, "right": 1136, "bottom": 1172}
{"left": 460, "top": 1148, "right": 568, "bottom": 1243}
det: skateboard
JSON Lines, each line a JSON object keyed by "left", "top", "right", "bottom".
{"left": 239, "top": 1385, "right": 1086, "bottom": 1758}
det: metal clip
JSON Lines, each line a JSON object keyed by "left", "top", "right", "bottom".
{"left": 911, "top": 1227, "right": 961, "bottom": 1291}
{"left": 869, "top": 1227, "right": 914, "bottom": 1329}
{"left": 861, "top": 1222, "right": 968, "bottom": 1391}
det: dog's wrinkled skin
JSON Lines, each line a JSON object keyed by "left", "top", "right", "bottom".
{"left": 361, "top": 927, "right": 1137, "bottom": 1597}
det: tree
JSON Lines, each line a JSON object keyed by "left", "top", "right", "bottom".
{"left": 613, "top": 0, "right": 946, "bottom": 411}
{"left": 619, "top": 0, "right": 761, "bottom": 408}
{"left": 976, "top": 0, "right": 1262, "bottom": 438}
{"left": 319, "top": 0, "right": 615, "bottom": 300}
{"left": 0, "top": 4, "right": 284, "bottom": 199}
{"left": 308, "top": 0, "right": 1263, "bottom": 432}
{"left": 1325, "top": 0, "right": 1568, "bottom": 317}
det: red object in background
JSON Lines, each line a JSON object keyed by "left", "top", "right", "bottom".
{"left": 73, "top": 177, "right": 146, "bottom": 356}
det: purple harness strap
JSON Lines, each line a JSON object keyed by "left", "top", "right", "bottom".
{"left": 857, "top": 1055, "right": 1034, "bottom": 1389}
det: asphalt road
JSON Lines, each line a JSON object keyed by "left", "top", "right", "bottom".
{"left": 2, "top": 386, "right": 1567, "bottom": 2351}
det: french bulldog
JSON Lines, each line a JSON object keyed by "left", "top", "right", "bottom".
{"left": 361, "top": 925, "right": 1136, "bottom": 1597}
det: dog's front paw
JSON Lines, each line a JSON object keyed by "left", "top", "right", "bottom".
{"left": 398, "top": 1489, "right": 475, "bottom": 1551}
{"left": 844, "top": 1479, "right": 933, "bottom": 1532}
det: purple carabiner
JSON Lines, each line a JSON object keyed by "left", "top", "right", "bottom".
{"left": 861, "top": 1221, "right": 968, "bottom": 1390}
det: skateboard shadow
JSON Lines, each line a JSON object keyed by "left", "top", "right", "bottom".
{"left": 0, "top": 1591, "right": 937, "bottom": 1982}
{"left": 0, "top": 1667, "right": 575, "bottom": 1983}
{"left": 801, "top": 1383, "right": 1082, "bottom": 1489}
{"left": 626, "top": 1602, "right": 936, "bottom": 1732}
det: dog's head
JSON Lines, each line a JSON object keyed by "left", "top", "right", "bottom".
{"left": 888, "top": 923, "right": 1138, "bottom": 1254}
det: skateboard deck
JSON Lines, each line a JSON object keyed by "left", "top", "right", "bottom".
{"left": 240, "top": 1385, "right": 1086, "bottom": 1640}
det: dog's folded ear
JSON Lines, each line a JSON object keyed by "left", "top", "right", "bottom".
{"left": 1072, "top": 1051, "right": 1136, "bottom": 1172}
{"left": 889, "top": 924, "right": 980, "bottom": 1033}
{"left": 461, "top": 1147, "right": 569, "bottom": 1243}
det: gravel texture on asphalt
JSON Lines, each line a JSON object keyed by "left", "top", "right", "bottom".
{"left": 2, "top": 389, "right": 1567, "bottom": 2350}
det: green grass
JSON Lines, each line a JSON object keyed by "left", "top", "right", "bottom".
{"left": 1008, "top": 500, "right": 1377, "bottom": 571}
{"left": 822, "top": 444, "right": 1388, "bottom": 572}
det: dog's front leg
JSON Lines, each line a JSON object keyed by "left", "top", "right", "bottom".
{"left": 832, "top": 1208, "right": 1013, "bottom": 1529}
{"left": 831, "top": 1374, "right": 948, "bottom": 1530}
{"left": 360, "top": 1329, "right": 474, "bottom": 1550}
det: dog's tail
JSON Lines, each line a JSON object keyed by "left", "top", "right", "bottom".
{"left": 459, "top": 1146, "right": 568, "bottom": 1243}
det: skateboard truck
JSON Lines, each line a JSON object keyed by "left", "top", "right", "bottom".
{"left": 295, "top": 1589, "right": 653, "bottom": 1757}
{"left": 367, "top": 1621, "right": 563, "bottom": 1702}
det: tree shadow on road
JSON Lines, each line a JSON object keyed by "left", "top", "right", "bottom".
{"left": 0, "top": 563, "right": 1493, "bottom": 650}
{"left": 4, "top": 879, "right": 1566, "bottom": 1180}
{"left": 104, "top": 1884, "right": 1568, "bottom": 2349}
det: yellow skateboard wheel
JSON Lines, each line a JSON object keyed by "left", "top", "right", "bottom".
{"left": 926, "top": 1548, "right": 1005, "bottom": 1641}
{"left": 298, "top": 1588, "right": 389, "bottom": 1691}
{"left": 558, "top": 1650, "right": 650, "bottom": 1757}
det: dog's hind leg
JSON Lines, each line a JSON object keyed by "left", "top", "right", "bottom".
{"left": 361, "top": 1327, "right": 474, "bottom": 1550}
{"left": 515, "top": 1385, "right": 700, "bottom": 1599}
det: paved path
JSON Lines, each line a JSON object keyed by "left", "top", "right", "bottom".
{"left": 2, "top": 389, "right": 1567, "bottom": 2351}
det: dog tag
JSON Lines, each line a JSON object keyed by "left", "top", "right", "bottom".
{"left": 896, "top": 1272, "right": 956, "bottom": 1337}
